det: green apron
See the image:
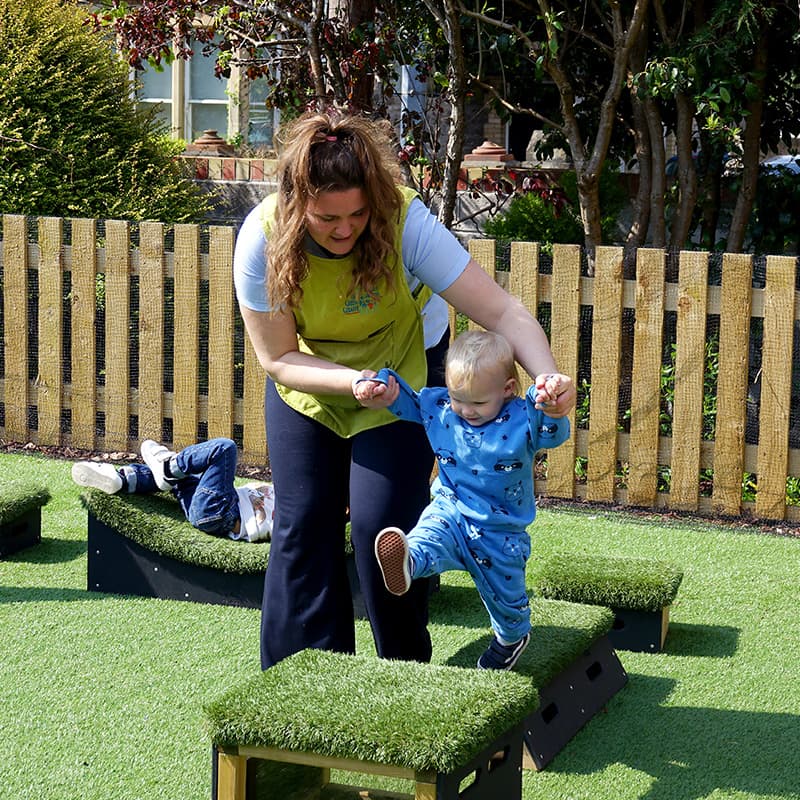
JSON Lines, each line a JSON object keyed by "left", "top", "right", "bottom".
{"left": 260, "top": 186, "right": 431, "bottom": 438}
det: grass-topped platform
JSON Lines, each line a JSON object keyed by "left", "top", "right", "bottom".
{"left": 205, "top": 648, "right": 540, "bottom": 800}
{"left": 0, "top": 477, "right": 51, "bottom": 557}
{"left": 204, "top": 596, "right": 626, "bottom": 795}
{"left": 532, "top": 552, "right": 684, "bottom": 652}
{"left": 80, "top": 489, "right": 371, "bottom": 612}
{"left": 81, "top": 489, "right": 270, "bottom": 608}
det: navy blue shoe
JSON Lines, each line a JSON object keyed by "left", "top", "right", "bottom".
{"left": 477, "top": 632, "right": 531, "bottom": 670}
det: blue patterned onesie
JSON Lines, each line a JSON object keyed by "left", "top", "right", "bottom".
{"left": 376, "top": 368, "right": 571, "bottom": 643}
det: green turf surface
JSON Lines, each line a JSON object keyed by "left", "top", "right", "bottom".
{"left": 2, "top": 451, "right": 800, "bottom": 799}
{"left": 532, "top": 551, "right": 684, "bottom": 612}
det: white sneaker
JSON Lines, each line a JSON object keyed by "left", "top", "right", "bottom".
{"left": 71, "top": 462, "right": 123, "bottom": 494}
{"left": 140, "top": 439, "right": 177, "bottom": 491}
{"left": 234, "top": 483, "right": 275, "bottom": 542}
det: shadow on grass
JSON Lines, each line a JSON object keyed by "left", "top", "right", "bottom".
{"left": 3, "top": 537, "right": 85, "bottom": 564}
{"left": 0, "top": 585, "right": 96, "bottom": 603}
{"left": 663, "top": 621, "right": 740, "bottom": 658}
{"left": 551, "top": 673, "right": 800, "bottom": 799}
{"left": 429, "top": 583, "right": 490, "bottom": 628}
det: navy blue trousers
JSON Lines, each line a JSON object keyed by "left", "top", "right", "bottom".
{"left": 260, "top": 334, "right": 448, "bottom": 668}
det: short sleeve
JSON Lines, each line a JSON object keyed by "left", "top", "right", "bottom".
{"left": 233, "top": 204, "right": 270, "bottom": 312}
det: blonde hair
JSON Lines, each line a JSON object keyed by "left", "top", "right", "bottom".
{"left": 267, "top": 111, "right": 404, "bottom": 309}
{"left": 445, "top": 330, "right": 520, "bottom": 392}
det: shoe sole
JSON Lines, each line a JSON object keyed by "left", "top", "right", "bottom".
{"left": 71, "top": 462, "right": 121, "bottom": 494}
{"left": 374, "top": 527, "right": 411, "bottom": 596}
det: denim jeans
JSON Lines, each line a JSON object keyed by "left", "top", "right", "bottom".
{"left": 126, "top": 437, "right": 240, "bottom": 536}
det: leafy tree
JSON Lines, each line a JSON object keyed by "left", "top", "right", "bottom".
{"left": 0, "top": 0, "right": 209, "bottom": 221}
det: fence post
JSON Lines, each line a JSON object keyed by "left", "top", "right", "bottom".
{"left": 586, "top": 247, "right": 624, "bottom": 503}
{"left": 2, "top": 215, "right": 30, "bottom": 443}
{"left": 71, "top": 218, "right": 98, "bottom": 450}
{"left": 173, "top": 224, "right": 201, "bottom": 449}
{"left": 104, "top": 220, "right": 131, "bottom": 452}
{"left": 37, "top": 217, "right": 64, "bottom": 445}
{"left": 670, "top": 251, "right": 709, "bottom": 511}
{"left": 755, "top": 255, "right": 796, "bottom": 519}
{"left": 627, "top": 248, "right": 666, "bottom": 506}
{"left": 207, "top": 226, "right": 236, "bottom": 440}
{"left": 712, "top": 253, "right": 753, "bottom": 516}
{"left": 547, "top": 244, "right": 581, "bottom": 499}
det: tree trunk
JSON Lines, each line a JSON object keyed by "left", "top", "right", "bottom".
{"left": 626, "top": 28, "right": 652, "bottom": 250}
{"left": 346, "top": 0, "right": 376, "bottom": 112}
{"left": 423, "top": 0, "right": 466, "bottom": 227}
{"left": 668, "top": 92, "right": 698, "bottom": 249}
{"left": 726, "top": 35, "right": 768, "bottom": 253}
{"left": 644, "top": 95, "right": 666, "bottom": 247}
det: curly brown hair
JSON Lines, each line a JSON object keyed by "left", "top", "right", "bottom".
{"left": 266, "top": 111, "right": 405, "bottom": 309}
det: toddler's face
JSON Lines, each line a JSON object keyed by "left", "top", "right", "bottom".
{"left": 447, "top": 367, "right": 516, "bottom": 426}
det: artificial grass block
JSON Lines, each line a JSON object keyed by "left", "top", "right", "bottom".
{"left": 81, "top": 489, "right": 269, "bottom": 608}
{"left": 205, "top": 649, "right": 539, "bottom": 776}
{"left": 532, "top": 552, "right": 684, "bottom": 652}
{"left": 0, "top": 478, "right": 51, "bottom": 525}
{"left": 430, "top": 598, "right": 626, "bottom": 771}
{"left": 532, "top": 552, "right": 683, "bottom": 612}
{"left": 81, "top": 489, "right": 269, "bottom": 575}
{"left": 0, "top": 478, "right": 50, "bottom": 557}
{"left": 81, "top": 489, "right": 372, "bottom": 612}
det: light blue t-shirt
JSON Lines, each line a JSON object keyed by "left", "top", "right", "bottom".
{"left": 233, "top": 196, "right": 471, "bottom": 348}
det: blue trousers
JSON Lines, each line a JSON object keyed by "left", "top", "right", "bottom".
{"left": 125, "top": 438, "right": 240, "bottom": 536}
{"left": 409, "top": 495, "right": 532, "bottom": 644}
{"left": 260, "top": 334, "right": 448, "bottom": 668}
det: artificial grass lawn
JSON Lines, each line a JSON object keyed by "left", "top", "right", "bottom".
{"left": 2, "top": 451, "right": 800, "bottom": 799}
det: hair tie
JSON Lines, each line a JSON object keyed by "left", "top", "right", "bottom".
{"left": 325, "top": 135, "right": 338, "bottom": 142}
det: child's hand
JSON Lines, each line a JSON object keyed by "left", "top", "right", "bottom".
{"left": 352, "top": 371, "right": 399, "bottom": 408}
{"left": 534, "top": 372, "right": 575, "bottom": 417}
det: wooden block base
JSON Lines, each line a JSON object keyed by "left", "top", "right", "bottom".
{"left": 523, "top": 634, "right": 628, "bottom": 770}
{"left": 608, "top": 606, "right": 671, "bottom": 652}
{"left": 0, "top": 509, "right": 42, "bottom": 557}
{"left": 213, "top": 724, "right": 526, "bottom": 800}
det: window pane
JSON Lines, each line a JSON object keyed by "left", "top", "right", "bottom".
{"left": 190, "top": 43, "right": 227, "bottom": 101}
{"left": 138, "top": 62, "right": 172, "bottom": 100}
{"left": 140, "top": 101, "right": 172, "bottom": 130}
{"left": 190, "top": 103, "right": 228, "bottom": 140}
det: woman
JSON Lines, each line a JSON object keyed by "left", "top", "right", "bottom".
{"left": 233, "top": 110, "right": 575, "bottom": 668}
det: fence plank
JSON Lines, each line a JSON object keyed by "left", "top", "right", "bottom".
{"left": 138, "top": 222, "right": 165, "bottom": 442}
{"left": 712, "top": 254, "right": 753, "bottom": 516}
{"left": 207, "top": 227, "right": 236, "bottom": 439}
{"left": 510, "top": 241, "right": 540, "bottom": 394}
{"left": 37, "top": 218, "right": 64, "bottom": 445}
{"left": 546, "top": 244, "right": 582, "bottom": 499}
{"left": 70, "top": 218, "right": 98, "bottom": 449}
{"left": 242, "top": 336, "right": 267, "bottom": 465}
{"left": 755, "top": 255, "right": 796, "bottom": 519}
{"left": 467, "top": 239, "right": 495, "bottom": 332}
{"left": 586, "top": 247, "right": 624, "bottom": 502}
{"left": 173, "top": 224, "right": 201, "bottom": 449}
{"left": 3, "top": 215, "right": 29, "bottom": 442}
{"left": 104, "top": 220, "right": 131, "bottom": 451}
{"left": 627, "top": 248, "right": 666, "bottom": 506}
{"left": 670, "top": 251, "right": 709, "bottom": 510}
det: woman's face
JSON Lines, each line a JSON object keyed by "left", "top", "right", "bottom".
{"left": 305, "top": 188, "right": 371, "bottom": 255}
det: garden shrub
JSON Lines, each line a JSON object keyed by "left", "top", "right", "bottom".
{"left": 483, "top": 190, "right": 584, "bottom": 249}
{"left": 482, "top": 163, "right": 628, "bottom": 248}
{"left": 0, "top": 0, "right": 209, "bottom": 222}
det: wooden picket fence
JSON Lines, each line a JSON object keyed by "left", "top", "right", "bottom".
{"left": 2, "top": 214, "right": 799, "bottom": 522}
